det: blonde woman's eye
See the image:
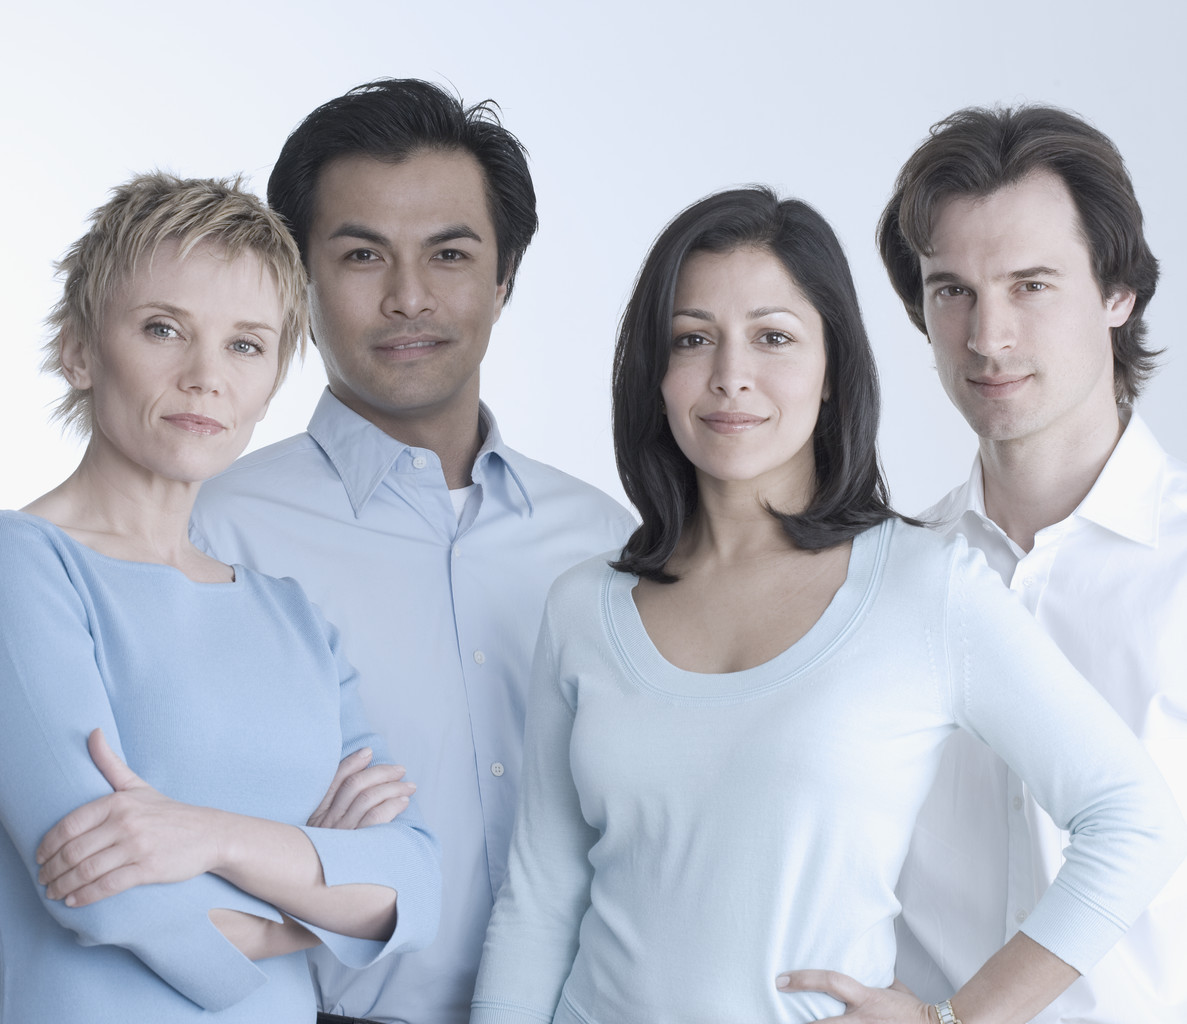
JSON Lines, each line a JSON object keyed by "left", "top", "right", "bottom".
{"left": 145, "top": 321, "right": 179, "bottom": 339}
{"left": 230, "top": 339, "right": 263, "bottom": 355}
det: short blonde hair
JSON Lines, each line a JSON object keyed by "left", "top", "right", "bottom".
{"left": 43, "top": 171, "right": 308, "bottom": 435}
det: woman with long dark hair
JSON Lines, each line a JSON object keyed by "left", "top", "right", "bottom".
{"left": 469, "top": 188, "right": 1183, "bottom": 1024}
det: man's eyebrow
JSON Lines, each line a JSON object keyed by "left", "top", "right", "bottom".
{"left": 922, "top": 266, "right": 1064, "bottom": 288}
{"left": 425, "top": 225, "right": 483, "bottom": 247}
{"left": 1009, "top": 265, "right": 1062, "bottom": 280}
{"left": 327, "top": 223, "right": 389, "bottom": 246}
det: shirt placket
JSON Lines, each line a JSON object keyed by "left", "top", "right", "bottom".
{"left": 1004, "top": 527, "right": 1062, "bottom": 940}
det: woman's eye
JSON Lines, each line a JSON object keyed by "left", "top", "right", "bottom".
{"left": 230, "top": 339, "right": 263, "bottom": 356}
{"left": 146, "top": 321, "right": 179, "bottom": 340}
{"left": 672, "top": 333, "right": 710, "bottom": 348}
{"left": 760, "top": 331, "right": 792, "bottom": 346}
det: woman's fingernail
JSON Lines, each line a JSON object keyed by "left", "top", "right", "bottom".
{"left": 775, "top": 974, "right": 791, "bottom": 989}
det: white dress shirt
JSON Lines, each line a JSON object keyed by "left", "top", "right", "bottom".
{"left": 191, "top": 390, "right": 636, "bottom": 1024}
{"left": 895, "top": 410, "right": 1187, "bottom": 1023}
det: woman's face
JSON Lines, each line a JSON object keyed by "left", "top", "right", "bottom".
{"left": 661, "top": 247, "right": 828, "bottom": 501}
{"left": 64, "top": 239, "right": 283, "bottom": 486}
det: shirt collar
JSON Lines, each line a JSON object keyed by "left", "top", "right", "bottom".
{"left": 1075, "top": 409, "right": 1165, "bottom": 546}
{"left": 306, "top": 388, "right": 534, "bottom": 518}
{"left": 947, "top": 408, "right": 1167, "bottom": 549}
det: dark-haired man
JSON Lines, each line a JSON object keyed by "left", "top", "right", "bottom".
{"left": 192, "top": 80, "right": 634, "bottom": 1024}
{"left": 878, "top": 107, "right": 1186, "bottom": 1022}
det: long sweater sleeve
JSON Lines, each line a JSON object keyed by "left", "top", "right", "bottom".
{"left": 0, "top": 516, "right": 269, "bottom": 1010}
{"left": 471, "top": 610, "right": 598, "bottom": 1023}
{"left": 294, "top": 614, "right": 442, "bottom": 965}
{"left": 939, "top": 539, "right": 1187, "bottom": 972}
{"left": 0, "top": 511, "right": 441, "bottom": 1020}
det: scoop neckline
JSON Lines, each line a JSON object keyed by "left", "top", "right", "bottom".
{"left": 602, "top": 518, "right": 890, "bottom": 704}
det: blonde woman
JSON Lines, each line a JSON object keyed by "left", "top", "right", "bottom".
{"left": 0, "top": 174, "right": 439, "bottom": 1022}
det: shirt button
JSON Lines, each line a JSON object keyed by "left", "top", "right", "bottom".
{"left": 981, "top": 521, "right": 994, "bottom": 532}
{"left": 412, "top": 455, "right": 427, "bottom": 469}
{"left": 1012, "top": 796, "right": 1024, "bottom": 811}
{"left": 1022, "top": 576, "right": 1035, "bottom": 588}
{"left": 452, "top": 546, "right": 461, "bottom": 558}
{"left": 490, "top": 762, "right": 505, "bottom": 777}
{"left": 474, "top": 650, "right": 486, "bottom": 665}
{"left": 1015, "top": 909, "right": 1028, "bottom": 924}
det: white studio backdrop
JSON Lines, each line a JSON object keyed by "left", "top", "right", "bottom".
{"left": 3, "top": 0, "right": 1184, "bottom": 515}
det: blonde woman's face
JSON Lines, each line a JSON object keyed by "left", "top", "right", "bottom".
{"left": 63, "top": 239, "right": 283, "bottom": 485}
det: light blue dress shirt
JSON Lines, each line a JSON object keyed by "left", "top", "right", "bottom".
{"left": 191, "top": 389, "right": 636, "bottom": 1024}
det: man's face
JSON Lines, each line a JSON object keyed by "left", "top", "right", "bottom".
{"left": 919, "top": 170, "right": 1135, "bottom": 451}
{"left": 305, "top": 149, "right": 507, "bottom": 436}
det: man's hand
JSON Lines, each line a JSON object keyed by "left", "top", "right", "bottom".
{"left": 37, "top": 728, "right": 220, "bottom": 906}
{"left": 776, "top": 970, "right": 933, "bottom": 1023}
{"left": 307, "top": 747, "right": 415, "bottom": 829}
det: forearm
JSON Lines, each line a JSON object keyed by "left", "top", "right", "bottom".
{"left": 209, "top": 808, "right": 397, "bottom": 941}
{"left": 947, "top": 932, "right": 1078, "bottom": 1024}
{"left": 209, "top": 908, "right": 320, "bottom": 960}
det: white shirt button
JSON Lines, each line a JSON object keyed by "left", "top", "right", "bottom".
{"left": 452, "top": 546, "right": 461, "bottom": 558}
{"left": 1015, "top": 909, "right": 1029, "bottom": 924}
{"left": 474, "top": 650, "right": 486, "bottom": 665}
{"left": 1023, "top": 576, "right": 1035, "bottom": 588}
{"left": 1012, "top": 795, "right": 1024, "bottom": 811}
{"left": 490, "top": 761, "right": 504, "bottom": 777}
{"left": 412, "top": 455, "right": 427, "bottom": 469}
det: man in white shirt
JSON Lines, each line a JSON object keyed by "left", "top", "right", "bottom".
{"left": 877, "top": 105, "right": 1187, "bottom": 1022}
{"left": 191, "top": 80, "right": 635, "bottom": 1024}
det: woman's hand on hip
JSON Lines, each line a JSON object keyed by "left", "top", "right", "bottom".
{"left": 776, "top": 970, "right": 934, "bottom": 1023}
{"left": 36, "top": 728, "right": 220, "bottom": 906}
{"left": 307, "top": 747, "right": 415, "bottom": 829}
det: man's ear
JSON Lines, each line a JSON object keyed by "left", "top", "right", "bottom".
{"left": 59, "top": 329, "right": 93, "bottom": 390}
{"left": 491, "top": 268, "right": 511, "bottom": 327}
{"left": 1105, "top": 287, "right": 1137, "bottom": 328}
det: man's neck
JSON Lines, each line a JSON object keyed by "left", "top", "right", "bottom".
{"left": 330, "top": 386, "right": 485, "bottom": 490}
{"left": 387, "top": 407, "right": 484, "bottom": 489}
{"left": 979, "top": 408, "right": 1124, "bottom": 552}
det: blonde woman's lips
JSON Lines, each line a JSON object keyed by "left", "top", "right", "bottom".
{"left": 163, "top": 414, "right": 224, "bottom": 435}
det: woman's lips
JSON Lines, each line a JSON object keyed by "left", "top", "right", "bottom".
{"left": 162, "top": 413, "right": 224, "bottom": 435}
{"left": 699, "top": 412, "right": 766, "bottom": 434}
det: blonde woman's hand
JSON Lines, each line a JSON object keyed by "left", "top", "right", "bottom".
{"left": 36, "top": 728, "right": 220, "bottom": 906}
{"left": 306, "top": 747, "right": 415, "bottom": 829}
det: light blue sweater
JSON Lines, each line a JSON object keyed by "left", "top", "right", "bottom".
{"left": 0, "top": 511, "right": 441, "bottom": 1022}
{"left": 471, "top": 519, "right": 1186, "bottom": 1024}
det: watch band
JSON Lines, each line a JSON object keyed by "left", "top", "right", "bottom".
{"left": 934, "top": 1000, "right": 963, "bottom": 1024}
